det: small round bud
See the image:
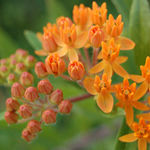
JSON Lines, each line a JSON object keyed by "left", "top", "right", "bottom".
{"left": 24, "top": 87, "right": 39, "bottom": 102}
{"left": 58, "top": 100, "right": 72, "bottom": 114}
{"left": 68, "top": 61, "right": 85, "bottom": 80}
{"left": 0, "top": 65, "right": 9, "bottom": 77}
{"left": 15, "top": 63, "right": 26, "bottom": 74}
{"left": 0, "top": 59, "right": 7, "bottom": 65}
{"left": 11, "top": 82, "right": 25, "bottom": 99}
{"left": 25, "top": 55, "right": 36, "bottom": 67}
{"left": 16, "top": 49, "right": 28, "bottom": 60}
{"left": 18, "top": 104, "right": 32, "bottom": 119}
{"left": 27, "top": 120, "right": 41, "bottom": 133}
{"left": 35, "top": 62, "right": 48, "bottom": 78}
{"left": 22, "top": 128, "right": 36, "bottom": 142}
{"left": 7, "top": 73, "right": 16, "bottom": 85}
{"left": 6, "top": 97, "right": 20, "bottom": 111}
{"left": 20, "top": 72, "right": 34, "bottom": 86}
{"left": 50, "top": 89, "right": 63, "bottom": 105}
{"left": 42, "top": 109, "right": 57, "bottom": 124}
{"left": 45, "top": 54, "right": 66, "bottom": 76}
{"left": 38, "top": 79, "right": 53, "bottom": 95}
{"left": 89, "top": 25, "right": 104, "bottom": 48}
{"left": 5, "top": 111, "right": 18, "bottom": 124}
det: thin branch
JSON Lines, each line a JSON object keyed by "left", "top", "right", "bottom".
{"left": 92, "top": 48, "right": 99, "bottom": 66}
{"left": 83, "top": 48, "right": 91, "bottom": 68}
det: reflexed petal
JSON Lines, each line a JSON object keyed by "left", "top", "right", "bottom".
{"left": 130, "top": 75, "right": 145, "bottom": 83}
{"left": 137, "top": 113, "right": 150, "bottom": 121}
{"left": 132, "top": 101, "right": 149, "bottom": 111}
{"left": 83, "top": 77, "right": 97, "bottom": 95}
{"left": 116, "top": 36, "right": 135, "bottom": 50}
{"left": 35, "top": 50, "right": 48, "bottom": 56}
{"left": 68, "top": 48, "right": 78, "bottom": 61}
{"left": 125, "top": 104, "right": 133, "bottom": 126}
{"left": 104, "top": 61, "right": 113, "bottom": 79}
{"left": 112, "top": 62, "right": 129, "bottom": 78}
{"left": 133, "top": 81, "right": 148, "bottom": 101}
{"left": 138, "top": 139, "right": 147, "bottom": 150}
{"left": 89, "top": 61, "right": 104, "bottom": 74}
{"left": 53, "top": 46, "right": 68, "bottom": 57}
{"left": 97, "top": 51, "right": 103, "bottom": 59}
{"left": 119, "top": 133, "right": 137, "bottom": 142}
{"left": 96, "top": 93, "right": 114, "bottom": 113}
{"left": 75, "top": 31, "right": 88, "bottom": 48}
{"left": 115, "top": 56, "right": 128, "bottom": 64}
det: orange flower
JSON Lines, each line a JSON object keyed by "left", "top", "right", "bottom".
{"left": 83, "top": 73, "right": 114, "bottom": 113}
{"left": 119, "top": 118, "right": 150, "bottom": 150}
{"left": 91, "top": 2, "right": 107, "bottom": 27}
{"left": 116, "top": 79, "right": 149, "bottom": 126}
{"left": 73, "top": 4, "right": 92, "bottom": 33}
{"left": 89, "top": 38, "right": 129, "bottom": 78}
{"left": 35, "top": 23, "right": 58, "bottom": 56}
{"left": 130, "top": 56, "right": 150, "bottom": 100}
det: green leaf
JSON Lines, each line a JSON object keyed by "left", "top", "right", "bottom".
{"left": 129, "top": 0, "right": 150, "bottom": 65}
{"left": 24, "top": 30, "right": 42, "bottom": 50}
{"left": 0, "top": 112, "right": 5, "bottom": 121}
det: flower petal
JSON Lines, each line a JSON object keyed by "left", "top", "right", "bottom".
{"left": 53, "top": 46, "right": 68, "bottom": 57}
{"left": 115, "top": 56, "right": 128, "bottom": 64}
{"left": 104, "top": 61, "right": 113, "bottom": 79}
{"left": 83, "top": 77, "right": 97, "bottom": 95}
{"left": 36, "top": 32, "right": 43, "bottom": 42}
{"left": 74, "top": 31, "right": 88, "bottom": 49}
{"left": 137, "top": 113, "right": 150, "bottom": 121}
{"left": 132, "top": 101, "right": 149, "bottom": 111}
{"left": 35, "top": 49, "right": 48, "bottom": 56}
{"left": 112, "top": 62, "right": 129, "bottom": 78}
{"left": 130, "top": 75, "right": 145, "bottom": 83}
{"left": 125, "top": 104, "right": 134, "bottom": 126}
{"left": 138, "top": 139, "right": 147, "bottom": 150}
{"left": 119, "top": 133, "right": 137, "bottom": 142}
{"left": 89, "top": 61, "right": 104, "bottom": 74}
{"left": 115, "top": 36, "right": 135, "bottom": 50}
{"left": 96, "top": 93, "right": 114, "bottom": 113}
{"left": 133, "top": 81, "right": 148, "bottom": 101}
{"left": 97, "top": 51, "right": 103, "bottom": 59}
{"left": 68, "top": 48, "right": 78, "bottom": 61}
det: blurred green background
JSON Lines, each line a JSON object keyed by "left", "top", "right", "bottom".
{"left": 0, "top": 0, "right": 150, "bottom": 150}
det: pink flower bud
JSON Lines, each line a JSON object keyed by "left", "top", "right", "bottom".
{"left": 11, "top": 82, "right": 25, "bottom": 99}
{"left": 68, "top": 61, "right": 85, "bottom": 80}
{"left": 16, "top": 63, "right": 26, "bottom": 74}
{"left": 18, "top": 104, "right": 32, "bottom": 119}
{"left": 42, "top": 109, "right": 57, "bottom": 124}
{"left": 38, "top": 79, "right": 53, "bottom": 95}
{"left": 35, "top": 62, "right": 48, "bottom": 78}
{"left": 20, "top": 72, "right": 34, "bottom": 86}
{"left": 50, "top": 89, "right": 63, "bottom": 105}
{"left": 6, "top": 97, "right": 20, "bottom": 111}
{"left": 0, "top": 59, "right": 7, "bottom": 65}
{"left": 0, "top": 65, "right": 9, "bottom": 77}
{"left": 16, "top": 49, "right": 28, "bottom": 59}
{"left": 22, "top": 128, "right": 36, "bottom": 142}
{"left": 5, "top": 111, "right": 19, "bottom": 124}
{"left": 7, "top": 73, "right": 16, "bottom": 85}
{"left": 25, "top": 55, "right": 36, "bottom": 67}
{"left": 58, "top": 100, "right": 72, "bottom": 114}
{"left": 27, "top": 120, "right": 41, "bottom": 133}
{"left": 24, "top": 87, "right": 39, "bottom": 102}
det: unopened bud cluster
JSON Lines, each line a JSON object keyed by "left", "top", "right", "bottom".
{"left": 0, "top": 49, "right": 36, "bottom": 86}
{"left": 5, "top": 77, "right": 73, "bottom": 142}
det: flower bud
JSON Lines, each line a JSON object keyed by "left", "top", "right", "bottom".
{"left": 38, "top": 79, "right": 53, "bottom": 95}
{"left": 25, "top": 55, "right": 36, "bottom": 67}
{"left": 24, "top": 87, "right": 39, "bottom": 102}
{"left": 27, "top": 120, "right": 41, "bottom": 133}
{"left": 58, "top": 100, "right": 72, "bottom": 114}
{"left": 0, "top": 65, "right": 9, "bottom": 77}
{"left": 22, "top": 128, "right": 36, "bottom": 142}
{"left": 5, "top": 111, "right": 18, "bottom": 124}
{"left": 7, "top": 73, "right": 16, "bottom": 85}
{"left": 42, "top": 109, "right": 57, "bottom": 124}
{"left": 18, "top": 104, "right": 32, "bottom": 119}
{"left": 6, "top": 97, "right": 20, "bottom": 111}
{"left": 68, "top": 61, "right": 85, "bottom": 80}
{"left": 89, "top": 25, "right": 104, "bottom": 48}
{"left": 0, "top": 59, "right": 7, "bottom": 65}
{"left": 50, "top": 89, "right": 63, "bottom": 105}
{"left": 15, "top": 63, "right": 26, "bottom": 74}
{"left": 16, "top": 49, "right": 28, "bottom": 60}
{"left": 45, "top": 54, "right": 66, "bottom": 76}
{"left": 11, "top": 82, "right": 25, "bottom": 99}
{"left": 35, "top": 62, "right": 48, "bottom": 78}
{"left": 20, "top": 72, "right": 34, "bottom": 87}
